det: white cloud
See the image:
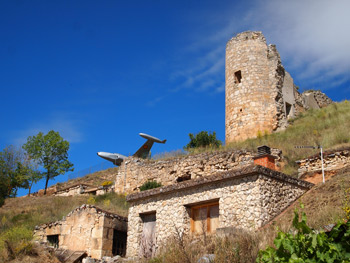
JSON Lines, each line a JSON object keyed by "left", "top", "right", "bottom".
{"left": 248, "top": 0, "right": 350, "bottom": 86}
{"left": 12, "top": 113, "right": 84, "bottom": 146}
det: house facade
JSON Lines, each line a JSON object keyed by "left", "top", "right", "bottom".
{"left": 125, "top": 165, "right": 313, "bottom": 258}
{"left": 34, "top": 205, "right": 128, "bottom": 259}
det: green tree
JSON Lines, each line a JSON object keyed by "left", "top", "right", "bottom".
{"left": 23, "top": 130, "right": 74, "bottom": 195}
{"left": 184, "top": 131, "right": 222, "bottom": 150}
{"left": 0, "top": 146, "right": 28, "bottom": 199}
{"left": 19, "top": 157, "right": 42, "bottom": 196}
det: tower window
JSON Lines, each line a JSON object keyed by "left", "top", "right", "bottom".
{"left": 234, "top": 71, "right": 242, "bottom": 83}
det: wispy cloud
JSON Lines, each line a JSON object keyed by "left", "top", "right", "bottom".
{"left": 11, "top": 112, "right": 84, "bottom": 146}
{"left": 248, "top": 0, "right": 350, "bottom": 87}
{"left": 151, "top": 0, "right": 349, "bottom": 106}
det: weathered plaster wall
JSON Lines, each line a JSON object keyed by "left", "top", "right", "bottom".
{"left": 115, "top": 150, "right": 255, "bottom": 194}
{"left": 125, "top": 166, "right": 312, "bottom": 258}
{"left": 34, "top": 205, "right": 127, "bottom": 259}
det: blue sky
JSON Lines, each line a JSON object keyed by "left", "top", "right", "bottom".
{"left": 1, "top": 0, "right": 349, "bottom": 196}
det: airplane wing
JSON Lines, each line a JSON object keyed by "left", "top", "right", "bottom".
{"left": 133, "top": 133, "right": 166, "bottom": 159}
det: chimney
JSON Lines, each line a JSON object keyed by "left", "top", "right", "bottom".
{"left": 253, "top": 145, "right": 276, "bottom": 170}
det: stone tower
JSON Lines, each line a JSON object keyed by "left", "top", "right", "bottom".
{"left": 225, "top": 31, "right": 291, "bottom": 144}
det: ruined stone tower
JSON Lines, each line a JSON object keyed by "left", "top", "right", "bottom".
{"left": 225, "top": 31, "right": 295, "bottom": 144}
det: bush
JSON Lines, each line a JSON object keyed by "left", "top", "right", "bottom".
{"left": 184, "top": 131, "right": 222, "bottom": 150}
{"left": 257, "top": 206, "right": 350, "bottom": 262}
{"left": 139, "top": 180, "right": 162, "bottom": 191}
{"left": 0, "top": 225, "right": 33, "bottom": 260}
{"left": 101, "top": 181, "right": 113, "bottom": 187}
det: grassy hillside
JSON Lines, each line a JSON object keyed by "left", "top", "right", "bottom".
{"left": 0, "top": 193, "right": 128, "bottom": 262}
{"left": 1, "top": 101, "right": 350, "bottom": 262}
{"left": 226, "top": 101, "right": 350, "bottom": 175}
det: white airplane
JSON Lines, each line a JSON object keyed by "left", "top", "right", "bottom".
{"left": 97, "top": 133, "right": 166, "bottom": 166}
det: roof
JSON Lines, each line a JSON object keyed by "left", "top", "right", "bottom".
{"left": 35, "top": 204, "right": 127, "bottom": 230}
{"left": 126, "top": 165, "right": 314, "bottom": 202}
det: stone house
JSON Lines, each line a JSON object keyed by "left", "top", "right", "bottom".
{"left": 34, "top": 205, "right": 128, "bottom": 259}
{"left": 125, "top": 164, "right": 313, "bottom": 258}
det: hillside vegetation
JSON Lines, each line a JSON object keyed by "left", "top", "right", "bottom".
{"left": 0, "top": 193, "right": 128, "bottom": 262}
{"left": 227, "top": 101, "right": 350, "bottom": 175}
{"left": 1, "top": 101, "right": 350, "bottom": 262}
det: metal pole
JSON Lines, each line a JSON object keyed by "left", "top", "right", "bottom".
{"left": 320, "top": 146, "right": 325, "bottom": 184}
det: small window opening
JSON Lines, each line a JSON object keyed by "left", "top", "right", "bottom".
{"left": 190, "top": 202, "right": 219, "bottom": 234}
{"left": 234, "top": 71, "right": 242, "bottom": 83}
{"left": 112, "top": 230, "right": 127, "bottom": 257}
{"left": 47, "top": 235, "right": 59, "bottom": 248}
{"left": 239, "top": 109, "right": 243, "bottom": 112}
{"left": 285, "top": 103, "right": 292, "bottom": 118}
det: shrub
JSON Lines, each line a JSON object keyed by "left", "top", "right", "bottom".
{"left": 184, "top": 131, "right": 222, "bottom": 151}
{"left": 101, "top": 181, "right": 113, "bottom": 187}
{"left": 0, "top": 225, "right": 33, "bottom": 260}
{"left": 139, "top": 180, "right": 162, "bottom": 191}
{"left": 257, "top": 206, "right": 350, "bottom": 262}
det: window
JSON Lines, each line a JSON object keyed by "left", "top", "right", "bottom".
{"left": 285, "top": 102, "right": 292, "bottom": 118}
{"left": 47, "top": 234, "right": 59, "bottom": 248}
{"left": 190, "top": 202, "right": 219, "bottom": 234}
{"left": 234, "top": 70, "right": 242, "bottom": 83}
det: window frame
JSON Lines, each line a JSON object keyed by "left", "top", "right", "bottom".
{"left": 190, "top": 201, "right": 219, "bottom": 234}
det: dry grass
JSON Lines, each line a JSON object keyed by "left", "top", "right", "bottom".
{"left": 0, "top": 192, "right": 128, "bottom": 262}
{"left": 55, "top": 167, "right": 119, "bottom": 190}
{"left": 148, "top": 167, "right": 350, "bottom": 263}
{"left": 225, "top": 101, "right": 350, "bottom": 175}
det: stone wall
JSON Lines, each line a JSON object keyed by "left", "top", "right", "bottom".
{"left": 296, "top": 148, "right": 350, "bottom": 177}
{"left": 125, "top": 165, "right": 313, "bottom": 258}
{"left": 34, "top": 205, "right": 127, "bottom": 259}
{"left": 225, "top": 31, "right": 333, "bottom": 144}
{"left": 115, "top": 150, "right": 255, "bottom": 194}
{"left": 225, "top": 31, "right": 285, "bottom": 143}
{"left": 54, "top": 184, "right": 93, "bottom": 197}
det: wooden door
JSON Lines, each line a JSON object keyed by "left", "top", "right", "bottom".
{"left": 140, "top": 213, "right": 156, "bottom": 258}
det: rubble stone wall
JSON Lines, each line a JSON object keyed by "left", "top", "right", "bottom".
{"left": 115, "top": 150, "right": 255, "bottom": 194}
{"left": 297, "top": 148, "right": 350, "bottom": 177}
{"left": 225, "top": 31, "right": 332, "bottom": 144}
{"left": 126, "top": 166, "right": 312, "bottom": 257}
{"left": 54, "top": 185, "right": 90, "bottom": 197}
{"left": 34, "top": 205, "right": 127, "bottom": 259}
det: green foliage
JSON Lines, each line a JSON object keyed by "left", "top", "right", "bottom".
{"left": 184, "top": 131, "right": 222, "bottom": 150}
{"left": 101, "top": 180, "right": 113, "bottom": 187}
{"left": 0, "top": 145, "right": 34, "bottom": 203}
{"left": 257, "top": 206, "right": 350, "bottom": 262}
{"left": 23, "top": 130, "right": 74, "bottom": 194}
{"left": 0, "top": 225, "right": 33, "bottom": 260}
{"left": 139, "top": 180, "right": 162, "bottom": 191}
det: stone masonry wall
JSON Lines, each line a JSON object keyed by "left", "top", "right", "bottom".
{"left": 225, "top": 31, "right": 284, "bottom": 143}
{"left": 225, "top": 31, "right": 332, "bottom": 144}
{"left": 115, "top": 150, "right": 255, "bottom": 194}
{"left": 34, "top": 205, "right": 127, "bottom": 259}
{"left": 126, "top": 166, "right": 312, "bottom": 257}
{"left": 296, "top": 148, "right": 350, "bottom": 177}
